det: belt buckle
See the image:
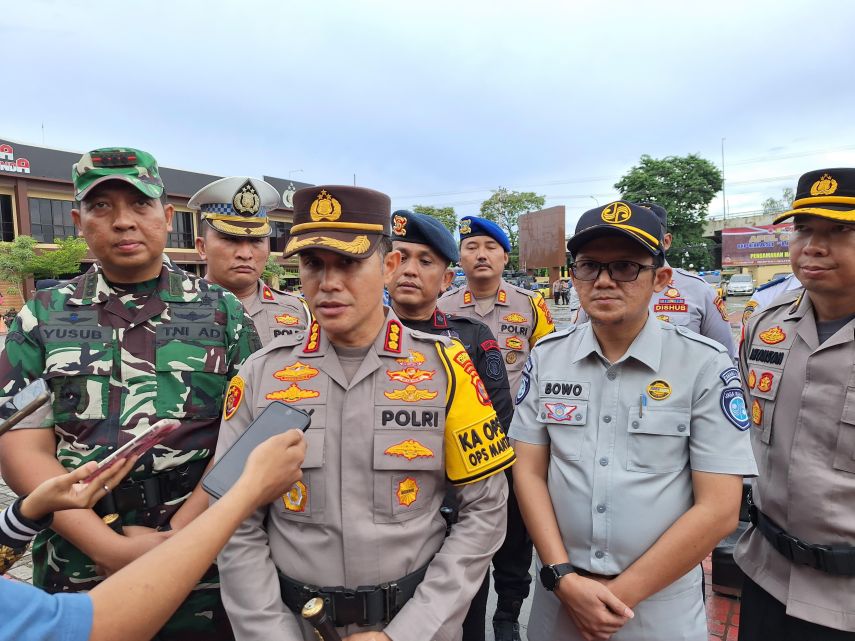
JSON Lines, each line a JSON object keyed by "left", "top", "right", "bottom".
{"left": 786, "top": 534, "right": 818, "bottom": 568}
{"left": 381, "top": 582, "right": 400, "bottom": 623}
{"left": 327, "top": 586, "right": 364, "bottom": 626}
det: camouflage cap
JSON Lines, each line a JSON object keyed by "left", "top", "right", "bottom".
{"left": 188, "top": 176, "right": 279, "bottom": 238}
{"left": 72, "top": 148, "right": 164, "bottom": 201}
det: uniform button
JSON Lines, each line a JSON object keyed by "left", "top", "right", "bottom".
{"left": 599, "top": 457, "right": 609, "bottom": 466}
{"left": 595, "top": 550, "right": 605, "bottom": 559}
{"left": 631, "top": 420, "right": 640, "bottom": 429}
{"left": 677, "top": 424, "right": 687, "bottom": 432}
{"left": 596, "top": 504, "right": 606, "bottom": 513}
{"left": 607, "top": 371, "right": 616, "bottom": 381}
{"left": 603, "top": 415, "right": 612, "bottom": 423}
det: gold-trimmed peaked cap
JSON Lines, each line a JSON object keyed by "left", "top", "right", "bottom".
{"left": 773, "top": 168, "right": 855, "bottom": 224}
{"left": 188, "top": 176, "right": 279, "bottom": 238}
{"left": 283, "top": 185, "right": 391, "bottom": 258}
{"left": 567, "top": 200, "right": 664, "bottom": 257}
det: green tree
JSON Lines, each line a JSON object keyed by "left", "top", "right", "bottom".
{"left": 262, "top": 254, "right": 287, "bottom": 284}
{"left": 479, "top": 188, "right": 545, "bottom": 268}
{"left": 31, "top": 236, "right": 89, "bottom": 279}
{"left": 412, "top": 205, "right": 457, "bottom": 233}
{"left": 761, "top": 187, "right": 795, "bottom": 215}
{"left": 0, "top": 235, "right": 89, "bottom": 296}
{"left": 0, "top": 236, "right": 38, "bottom": 295}
{"left": 615, "top": 154, "right": 723, "bottom": 269}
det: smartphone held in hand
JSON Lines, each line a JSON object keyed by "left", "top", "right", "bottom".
{"left": 84, "top": 419, "right": 182, "bottom": 483}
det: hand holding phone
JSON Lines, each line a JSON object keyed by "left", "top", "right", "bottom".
{"left": 84, "top": 419, "right": 181, "bottom": 483}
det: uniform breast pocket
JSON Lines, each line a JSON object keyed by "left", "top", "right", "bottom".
{"left": 372, "top": 430, "right": 444, "bottom": 524}
{"left": 154, "top": 337, "right": 228, "bottom": 419}
{"left": 540, "top": 400, "right": 588, "bottom": 462}
{"left": 275, "top": 427, "right": 326, "bottom": 521}
{"left": 44, "top": 341, "right": 112, "bottom": 422}
{"left": 832, "top": 388, "right": 855, "bottom": 474}
{"left": 626, "top": 408, "right": 691, "bottom": 474}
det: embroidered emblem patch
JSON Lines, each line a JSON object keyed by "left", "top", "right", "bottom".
{"left": 274, "top": 313, "right": 300, "bottom": 325}
{"left": 463, "top": 291, "right": 472, "bottom": 304}
{"left": 484, "top": 350, "right": 503, "bottom": 380}
{"left": 481, "top": 339, "right": 500, "bottom": 352}
{"left": 747, "top": 370, "right": 757, "bottom": 389}
{"left": 503, "top": 313, "right": 528, "bottom": 324}
{"left": 384, "top": 385, "right": 438, "bottom": 402}
{"left": 459, "top": 219, "right": 472, "bottom": 235}
{"left": 665, "top": 287, "right": 680, "bottom": 298}
{"left": 810, "top": 173, "right": 838, "bottom": 196}
{"left": 262, "top": 284, "right": 275, "bottom": 300}
{"left": 266, "top": 383, "right": 320, "bottom": 403}
{"left": 719, "top": 367, "right": 740, "bottom": 386}
{"left": 759, "top": 326, "right": 786, "bottom": 345}
{"left": 396, "top": 477, "right": 419, "bottom": 506}
{"left": 515, "top": 373, "right": 530, "bottom": 405}
{"left": 742, "top": 302, "right": 758, "bottom": 325}
{"left": 273, "top": 361, "right": 319, "bottom": 382}
{"left": 601, "top": 202, "right": 632, "bottom": 224}
{"left": 653, "top": 303, "right": 688, "bottom": 313}
{"left": 396, "top": 350, "right": 426, "bottom": 365}
{"left": 646, "top": 379, "right": 672, "bottom": 400}
{"left": 506, "top": 352, "right": 517, "bottom": 364}
{"left": 497, "top": 290, "right": 507, "bottom": 304}
{"left": 384, "top": 320, "right": 402, "bottom": 353}
{"left": 757, "top": 372, "right": 774, "bottom": 393}
{"left": 714, "top": 296, "right": 729, "bottom": 322}
{"left": 537, "top": 297, "right": 554, "bottom": 325}
{"left": 545, "top": 402, "right": 577, "bottom": 422}
{"left": 384, "top": 439, "right": 434, "bottom": 460}
{"left": 720, "top": 388, "right": 750, "bottom": 431}
{"left": 233, "top": 179, "right": 261, "bottom": 215}
{"left": 310, "top": 189, "right": 342, "bottom": 222}
{"left": 505, "top": 336, "right": 523, "bottom": 350}
{"left": 386, "top": 367, "right": 435, "bottom": 384}
{"left": 752, "top": 399, "right": 762, "bottom": 425}
{"left": 223, "top": 376, "right": 244, "bottom": 420}
{"left": 283, "top": 480, "right": 308, "bottom": 512}
{"left": 392, "top": 214, "right": 407, "bottom": 236}
{"left": 453, "top": 351, "right": 491, "bottom": 406}
{"left": 657, "top": 314, "right": 671, "bottom": 322}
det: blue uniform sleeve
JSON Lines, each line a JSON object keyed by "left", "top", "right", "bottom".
{"left": 0, "top": 578, "right": 93, "bottom": 641}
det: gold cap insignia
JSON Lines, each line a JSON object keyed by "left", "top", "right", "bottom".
{"left": 393, "top": 214, "right": 407, "bottom": 236}
{"left": 810, "top": 173, "right": 838, "bottom": 196}
{"left": 266, "top": 383, "right": 320, "bottom": 403}
{"left": 646, "top": 379, "right": 672, "bottom": 400}
{"left": 233, "top": 180, "right": 261, "bottom": 216}
{"left": 396, "top": 477, "right": 419, "bottom": 506}
{"left": 309, "top": 189, "right": 342, "bottom": 222}
{"left": 759, "top": 326, "right": 786, "bottom": 345}
{"left": 460, "top": 219, "right": 472, "bottom": 234}
{"left": 384, "top": 439, "right": 435, "bottom": 460}
{"left": 273, "top": 361, "right": 319, "bottom": 382}
{"left": 384, "top": 384, "right": 438, "bottom": 402}
{"left": 601, "top": 202, "right": 632, "bottom": 224}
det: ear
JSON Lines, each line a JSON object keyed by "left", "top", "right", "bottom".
{"left": 71, "top": 208, "right": 83, "bottom": 236}
{"left": 194, "top": 236, "right": 207, "bottom": 260}
{"left": 653, "top": 265, "right": 673, "bottom": 293}
{"left": 441, "top": 267, "right": 454, "bottom": 290}
{"left": 163, "top": 203, "right": 175, "bottom": 232}
{"left": 503, "top": 252, "right": 510, "bottom": 266}
{"left": 383, "top": 249, "right": 401, "bottom": 280}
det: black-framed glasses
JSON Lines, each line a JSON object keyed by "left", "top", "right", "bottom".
{"left": 570, "top": 260, "right": 657, "bottom": 282}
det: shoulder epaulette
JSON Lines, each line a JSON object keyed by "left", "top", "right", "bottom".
{"left": 755, "top": 274, "right": 791, "bottom": 292}
{"left": 248, "top": 332, "right": 305, "bottom": 361}
{"left": 533, "top": 325, "right": 576, "bottom": 346}
{"left": 670, "top": 324, "right": 727, "bottom": 353}
{"left": 673, "top": 268, "right": 707, "bottom": 283}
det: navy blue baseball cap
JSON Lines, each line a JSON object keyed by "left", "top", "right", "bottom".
{"left": 567, "top": 201, "right": 664, "bottom": 258}
{"left": 391, "top": 210, "right": 459, "bottom": 264}
{"left": 458, "top": 216, "right": 511, "bottom": 252}
{"left": 638, "top": 202, "right": 668, "bottom": 231}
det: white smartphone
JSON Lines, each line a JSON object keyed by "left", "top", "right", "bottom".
{"left": 84, "top": 418, "right": 182, "bottom": 483}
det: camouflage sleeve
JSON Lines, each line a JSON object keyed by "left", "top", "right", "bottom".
{"left": 0, "top": 301, "right": 47, "bottom": 398}
{"left": 528, "top": 292, "right": 555, "bottom": 346}
{"left": 221, "top": 291, "right": 262, "bottom": 378}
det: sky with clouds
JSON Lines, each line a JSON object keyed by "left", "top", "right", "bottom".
{"left": 4, "top": 0, "right": 855, "bottom": 229}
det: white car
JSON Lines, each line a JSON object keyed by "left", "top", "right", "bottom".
{"left": 726, "top": 274, "right": 755, "bottom": 296}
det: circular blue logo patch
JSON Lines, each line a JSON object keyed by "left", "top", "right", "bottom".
{"left": 515, "top": 372, "right": 531, "bottom": 406}
{"left": 720, "top": 388, "right": 750, "bottom": 431}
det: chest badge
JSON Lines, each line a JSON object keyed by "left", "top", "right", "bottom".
{"left": 665, "top": 287, "right": 680, "bottom": 298}
{"left": 283, "top": 481, "right": 308, "bottom": 512}
{"left": 273, "top": 361, "right": 319, "bottom": 382}
{"left": 759, "top": 326, "right": 786, "bottom": 345}
{"left": 384, "top": 439, "right": 434, "bottom": 461}
{"left": 646, "top": 379, "right": 672, "bottom": 400}
{"left": 503, "top": 312, "right": 527, "bottom": 324}
{"left": 396, "top": 477, "right": 420, "bottom": 506}
{"left": 384, "top": 385, "right": 438, "bottom": 402}
{"left": 656, "top": 314, "right": 670, "bottom": 322}
{"left": 274, "top": 313, "right": 300, "bottom": 326}
{"left": 506, "top": 352, "right": 517, "bottom": 364}
{"left": 266, "top": 383, "right": 320, "bottom": 403}
{"left": 752, "top": 399, "right": 763, "bottom": 425}
{"left": 747, "top": 370, "right": 757, "bottom": 389}
{"left": 505, "top": 336, "right": 524, "bottom": 350}
{"left": 545, "top": 402, "right": 577, "bottom": 422}
{"left": 386, "top": 366, "right": 435, "bottom": 384}
{"left": 757, "top": 372, "right": 774, "bottom": 393}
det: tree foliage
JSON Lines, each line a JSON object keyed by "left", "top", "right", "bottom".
{"left": 479, "top": 188, "right": 546, "bottom": 268}
{"left": 412, "top": 205, "right": 457, "bottom": 233}
{"left": 0, "top": 236, "right": 38, "bottom": 295}
{"left": 0, "top": 235, "right": 88, "bottom": 294}
{"left": 761, "top": 188, "right": 795, "bottom": 215}
{"left": 262, "top": 254, "right": 287, "bottom": 284}
{"left": 615, "top": 154, "right": 723, "bottom": 269}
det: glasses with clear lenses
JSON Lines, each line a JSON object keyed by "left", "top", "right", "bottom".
{"left": 570, "top": 260, "right": 657, "bottom": 282}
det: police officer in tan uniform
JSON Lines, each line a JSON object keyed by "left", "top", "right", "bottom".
{"left": 437, "top": 216, "right": 554, "bottom": 640}
{"left": 191, "top": 176, "right": 310, "bottom": 345}
{"left": 736, "top": 168, "right": 855, "bottom": 640}
{"left": 215, "top": 186, "right": 514, "bottom": 641}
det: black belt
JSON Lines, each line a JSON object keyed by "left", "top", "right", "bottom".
{"left": 279, "top": 563, "right": 429, "bottom": 627}
{"left": 94, "top": 458, "right": 208, "bottom": 517}
{"left": 749, "top": 505, "right": 855, "bottom": 576}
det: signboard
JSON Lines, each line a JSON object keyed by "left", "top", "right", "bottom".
{"left": 722, "top": 223, "right": 792, "bottom": 266}
{"left": 0, "top": 143, "right": 31, "bottom": 175}
{"left": 518, "top": 206, "right": 566, "bottom": 269}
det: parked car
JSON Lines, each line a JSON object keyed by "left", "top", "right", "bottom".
{"left": 726, "top": 273, "right": 755, "bottom": 296}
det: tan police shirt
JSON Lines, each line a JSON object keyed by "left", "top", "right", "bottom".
{"left": 241, "top": 281, "right": 309, "bottom": 345}
{"left": 735, "top": 290, "right": 855, "bottom": 632}
{"left": 438, "top": 279, "right": 554, "bottom": 395}
{"left": 216, "top": 311, "right": 513, "bottom": 641}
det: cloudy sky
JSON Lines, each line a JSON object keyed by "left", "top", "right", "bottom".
{"left": 4, "top": 0, "right": 855, "bottom": 228}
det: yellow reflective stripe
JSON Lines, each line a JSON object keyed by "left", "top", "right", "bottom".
{"left": 289, "top": 221, "right": 385, "bottom": 234}
{"left": 610, "top": 223, "right": 660, "bottom": 246}
{"left": 775, "top": 207, "right": 855, "bottom": 223}
{"left": 201, "top": 213, "right": 267, "bottom": 223}
{"left": 792, "top": 196, "right": 855, "bottom": 208}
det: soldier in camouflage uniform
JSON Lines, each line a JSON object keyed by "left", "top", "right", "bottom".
{"left": 0, "top": 147, "right": 259, "bottom": 641}
{"left": 191, "top": 176, "right": 310, "bottom": 345}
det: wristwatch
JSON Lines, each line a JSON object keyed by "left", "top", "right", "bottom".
{"left": 540, "top": 562, "right": 575, "bottom": 591}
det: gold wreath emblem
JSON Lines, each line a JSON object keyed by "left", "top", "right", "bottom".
{"left": 233, "top": 180, "right": 261, "bottom": 216}
{"left": 285, "top": 234, "right": 371, "bottom": 255}
{"left": 601, "top": 202, "right": 632, "bottom": 224}
{"left": 810, "top": 173, "right": 838, "bottom": 196}
{"left": 310, "top": 189, "right": 342, "bottom": 221}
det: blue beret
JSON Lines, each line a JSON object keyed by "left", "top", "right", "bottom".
{"left": 458, "top": 216, "right": 511, "bottom": 252}
{"left": 391, "top": 210, "right": 459, "bottom": 264}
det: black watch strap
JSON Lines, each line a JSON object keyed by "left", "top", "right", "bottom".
{"left": 541, "top": 562, "right": 575, "bottom": 591}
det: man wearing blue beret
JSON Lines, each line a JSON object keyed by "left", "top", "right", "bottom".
{"left": 438, "top": 215, "right": 555, "bottom": 640}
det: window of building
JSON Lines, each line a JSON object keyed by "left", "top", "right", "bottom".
{"left": 270, "top": 220, "right": 292, "bottom": 253}
{"left": 28, "top": 198, "right": 76, "bottom": 243}
{"left": 0, "top": 195, "right": 14, "bottom": 241}
{"left": 167, "top": 211, "right": 195, "bottom": 249}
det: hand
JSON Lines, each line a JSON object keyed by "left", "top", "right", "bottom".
{"left": 343, "top": 632, "right": 391, "bottom": 641}
{"left": 233, "top": 430, "right": 307, "bottom": 509}
{"left": 19, "top": 457, "right": 137, "bottom": 521}
{"left": 93, "top": 527, "right": 171, "bottom": 576}
{"left": 555, "top": 574, "right": 634, "bottom": 641}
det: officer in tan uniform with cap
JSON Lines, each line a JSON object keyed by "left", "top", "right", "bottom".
{"left": 511, "top": 201, "right": 756, "bottom": 641}
{"left": 215, "top": 186, "right": 513, "bottom": 641}
{"left": 191, "top": 176, "right": 309, "bottom": 345}
{"left": 735, "top": 168, "right": 855, "bottom": 640}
